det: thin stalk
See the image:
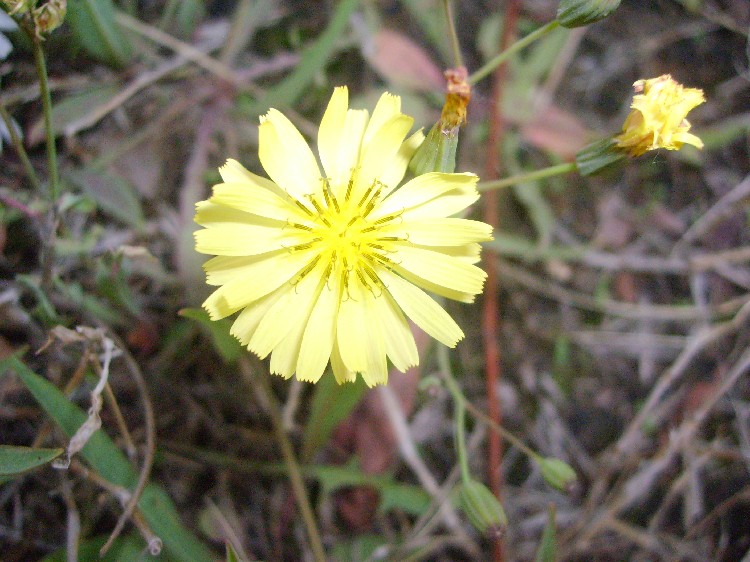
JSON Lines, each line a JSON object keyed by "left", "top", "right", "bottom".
{"left": 478, "top": 162, "right": 577, "bottom": 191}
{"left": 31, "top": 36, "right": 60, "bottom": 201}
{"left": 241, "top": 359, "right": 326, "bottom": 562}
{"left": 438, "top": 346, "right": 542, "bottom": 465}
{"left": 468, "top": 20, "right": 560, "bottom": 85}
{"left": 0, "top": 100, "right": 41, "bottom": 191}
{"left": 443, "top": 0, "right": 463, "bottom": 68}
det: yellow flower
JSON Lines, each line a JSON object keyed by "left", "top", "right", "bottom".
{"left": 614, "top": 74, "right": 705, "bottom": 157}
{"left": 194, "top": 87, "right": 492, "bottom": 386}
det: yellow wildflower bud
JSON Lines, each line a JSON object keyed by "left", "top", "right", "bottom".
{"left": 614, "top": 74, "right": 705, "bottom": 157}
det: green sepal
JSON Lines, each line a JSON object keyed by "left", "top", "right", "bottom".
{"left": 575, "top": 137, "right": 626, "bottom": 176}
{"left": 408, "top": 122, "right": 458, "bottom": 175}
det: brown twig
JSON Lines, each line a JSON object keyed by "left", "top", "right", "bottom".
{"left": 481, "top": 2, "right": 520, "bottom": 561}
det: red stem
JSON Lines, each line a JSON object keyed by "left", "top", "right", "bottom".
{"left": 482, "top": 1, "right": 520, "bottom": 561}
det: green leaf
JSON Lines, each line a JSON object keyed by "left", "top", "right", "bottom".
{"left": 66, "top": 169, "right": 144, "bottom": 229}
{"left": 301, "top": 371, "right": 367, "bottom": 461}
{"left": 28, "top": 85, "right": 120, "bottom": 144}
{"left": 249, "top": 0, "right": 360, "bottom": 112}
{"left": 534, "top": 504, "right": 558, "bottom": 562}
{"left": 67, "top": 0, "right": 132, "bottom": 66}
{"left": 0, "top": 445, "right": 63, "bottom": 475}
{"left": 179, "top": 308, "right": 242, "bottom": 363}
{"left": 1, "top": 355, "right": 213, "bottom": 562}
{"left": 41, "top": 534, "right": 148, "bottom": 562}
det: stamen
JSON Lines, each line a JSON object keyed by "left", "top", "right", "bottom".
{"left": 290, "top": 221, "right": 313, "bottom": 232}
{"left": 293, "top": 198, "right": 314, "bottom": 217}
{"left": 322, "top": 178, "right": 340, "bottom": 213}
{"left": 288, "top": 238, "right": 322, "bottom": 252}
{"left": 292, "top": 255, "right": 321, "bottom": 285}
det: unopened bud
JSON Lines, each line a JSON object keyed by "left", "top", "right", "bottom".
{"left": 557, "top": 0, "right": 621, "bottom": 28}
{"left": 33, "top": 0, "right": 66, "bottom": 36}
{"left": 539, "top": 457, "right": 577, "bottom": 492}
{"left": 457, "top": 480, "right": 507, "bottom": 536}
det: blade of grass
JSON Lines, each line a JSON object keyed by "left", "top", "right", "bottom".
{"left": 248, "top": 0, "right": 360, "bottom": 112}
{"left": 1, "top": 355, "right": 212, "bottom": 562}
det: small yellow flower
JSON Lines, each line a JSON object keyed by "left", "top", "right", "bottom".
{"left": 614, "top": 74, "right": 705, "bottom": 157}
{"left": 194, "top": 87, "right": 492, "bottom": 386}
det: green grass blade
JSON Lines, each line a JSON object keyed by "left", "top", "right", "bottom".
{"left": 0, "top": 445, "right": 63, "bottom": 475}
{"left": 1, "top": 355, "right": 212, "bottom": 562}
{"left": 250, "top": 0, "right": 360, "bottom": 112}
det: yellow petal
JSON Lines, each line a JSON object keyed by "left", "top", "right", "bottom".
{"left": 210, "top": 181, "right": 301, "bottom": 223}
{"left": 357, "top": 114, "right": 414, "bottom": 196}
{"left": 381, "top": 217, "right": 492, "bottom": 246}
{"left": 259, "top": 109, "right": 321, "bottom": 198}
{"left": 363, "top": 91, "right": 401, "bottom": 147}
{"left": 378, "top": 267, "right": 464, "bottom": 347}
{"left": 194, "top": 223, "right": 292, "bottom": 256}
{"left": 218, "top": 159, "right": 287, "bottom": 198}
{"left": 360, "top": 288, "right": 388, "bottom": 387}
{"left": 379, "top": 129, "right": 425, "bottom": 194}
{"left": 331, "top": 341, "right": 356, "bottom": 384}
{"left": 202, "top": 252, "right": 311, "bottom": 318}
{"left": 394, "top": 245, "right": 487, "bottom": 295}
{"left": 296, "top": 282, "right": 338, "bottom": 383}
{"left": 336, "top": 279, "right": 369, "bottom": 372}
{"left": 248, "top": 262, "right": 324, "bottom": 358}
{"left": 372, "top": 291, "right": 418, "bottom": 372}
{"left": 318, "top": 87, "right": 368, "bottom": 187}
{"left": 230, "top": 286, "right": 286, "bottom": 345}
{"left": 373, "top": 172, "right": 478, "bottom": 220}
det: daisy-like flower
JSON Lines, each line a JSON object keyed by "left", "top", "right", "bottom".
{"left": 614, "top": 74, "right": 705, "bottom": 157}
{"left": 194, "top": 87, "right": 492, "bottom": 387}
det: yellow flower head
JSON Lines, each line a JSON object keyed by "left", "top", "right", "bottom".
{"left": 614, "top": 74, "right": 705, "bottom": 157}
{"left": 194, "top": 87, "right": 492, "bottom": 386}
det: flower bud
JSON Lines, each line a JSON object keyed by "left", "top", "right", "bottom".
{"left": 557, "top": 0, "right": 621, "bottom": 28}
{"left": 409, "top": 67, "right": 470, "bottom": 175}
{"left": 457, "top": 480, "right": 507, "bottom": 536}
{"left": 539, "top": 457, "right": 577, "bottom": 492}
{"left": 33, "top": 0, "right": 66, "bottom": 35}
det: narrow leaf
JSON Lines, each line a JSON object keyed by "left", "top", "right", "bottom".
{"left": 2, "top": 355, "right": 213, "bottom": 562}
{"left": 0, "top": 445, "right": 63, "bottom": 475}
{"left": 67, "top": 0, "right": 132, "bottom": 66}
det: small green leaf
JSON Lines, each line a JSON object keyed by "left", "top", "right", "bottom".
{"left": 66, "top": 169, "right": 144, "bottom": 229}
{"left": 575, "top": 138, "right": 626, "bottom": 176}
{"left": 67, "top": 0, "right": 132, "bottom": 66}
{"left": 301, "top": 371, "right": 367, "bottom": 461}
{"left": 0, "top": 445, "right": 63, "bottom": 475}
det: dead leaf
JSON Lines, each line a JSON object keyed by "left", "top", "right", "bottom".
{"left": 520, "top": 104, "right": 593, "bottom": 160}
{"left": 363, "top": 28, "right": 444, "bottom": 93}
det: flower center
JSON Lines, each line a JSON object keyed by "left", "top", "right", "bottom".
{"left": 287, "top": 173, "right": 404, "bottom": 294}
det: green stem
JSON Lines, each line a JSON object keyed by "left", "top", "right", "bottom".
{"left": 31, "top": 36, "right": 60, "bottom": 201}
{"left": 468, "top": 20, "right": 560, "bottom": 85}
{"left": 478, "top": 161, "right": 577, "bottom": 192}
{"left": 443, "top": 0, "right": 463, "bottom": 68}
{"left": 438, "top": 347, "right": 542, "bottom": 464}
{"left": 0, "top": 100, "right": 42, "bottom": 192}
{"left": 250, "top": 364, "right": 327, "bottom": 562}
{"left": 436, "top": 346, "right": 472, "bottom": 484}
